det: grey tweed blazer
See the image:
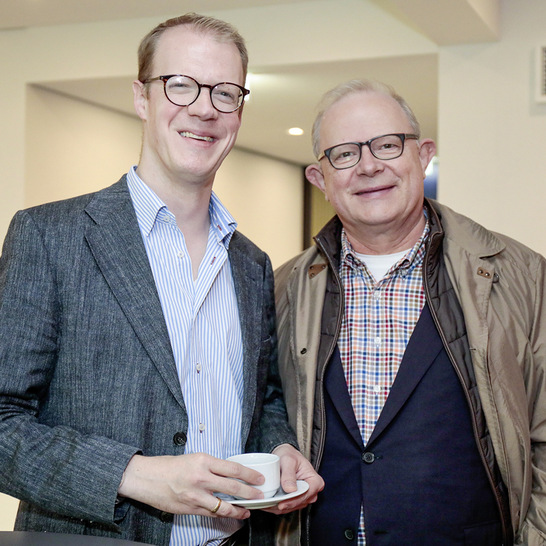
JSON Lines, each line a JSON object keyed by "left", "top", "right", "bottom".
{"left": 0, "top": 177, "right": 295, "bottom": 545}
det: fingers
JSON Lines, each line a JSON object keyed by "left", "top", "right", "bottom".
{"left": 210, "top": 459, "right": 265, "bottom": 501}
{"left": 279, "top": 464, "right": 298, "bottom": 495}
{"left": 119, "top": 453, "right": 261, "bottom": 517}
{"left": 275, "top": 474, "right": 323, "bottom": 513}
{"left": 120, "top": 450, "right": 322, "bottom": 519}
{"left": 273, "top": 444, "right": 298, "bottom": 493}
{"left": 209, "top": 497, "right": 222, "bottom": 514}
{"left": 206, "top": 496, "right": 251, "bottom": 520}
{"left": 216, "top": 459, "right": 265, "bottom": 487}
{"left": 267, "top": 444, "right": 325, "bottom": 514}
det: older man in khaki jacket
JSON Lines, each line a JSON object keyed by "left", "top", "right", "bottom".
{"left": 275, "top": 79, "right": 546, "bottom": 545}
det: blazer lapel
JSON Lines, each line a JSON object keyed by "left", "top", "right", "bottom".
{"left": 324, "top": 347, "right": 364, "bottom": 449}
{"left": 83, "top": 179, "right": 184, "bottom": 409}
{"left": 367, "top": 303, "right": 442, "bottom": 446}
{"left": 229, "top": 233, "right": 263, "bottom": 443}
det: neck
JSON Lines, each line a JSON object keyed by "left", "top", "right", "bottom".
{"left": 345, "top": 213, "right": 426, "bottom": 256}
{"left": 136, "top": 165, "right": 213, "bottom": 279}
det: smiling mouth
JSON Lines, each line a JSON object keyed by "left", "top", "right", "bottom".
{"left": 356, "top": 185, "right": 394, "bottom": 195}
{"left": 179, "top": 131, "right": 214, "bottom": 142}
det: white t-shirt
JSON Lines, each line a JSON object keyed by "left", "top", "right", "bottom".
{"left": 353, "top": 249, "right": 409, "bottom": 282}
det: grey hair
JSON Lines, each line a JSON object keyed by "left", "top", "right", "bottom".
{"left": 311, "top": 79, "right": 421, "bottom": 158}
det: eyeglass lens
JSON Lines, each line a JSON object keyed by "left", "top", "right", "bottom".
{"left": 164, "top": 75, "right": 244, "bottom": 112}
{"left": 328, "top": 134, "right": 406, "bottom": 169}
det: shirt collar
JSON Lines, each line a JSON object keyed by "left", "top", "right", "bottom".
{"left": 127, "top": 166, "right": 238, "bottom": 247}
{"left": 209, "top": 191, "right": 238, "bottom": 247}
{"left": 127, "top": 166, "right": 165, "bottom": 237}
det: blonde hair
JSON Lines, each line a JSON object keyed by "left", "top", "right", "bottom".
{"left": 137, "top": 12, "right": 248, "bottom": 84}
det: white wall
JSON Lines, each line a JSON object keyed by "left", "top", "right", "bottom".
{"left": 217, "top": 148, "right": 304, "bottom": 268}
{"left": 25, "top": 86, "right": 142, "bottom": 206}
{"left": 438, "top": 0, "right": 546, "bottom": 255}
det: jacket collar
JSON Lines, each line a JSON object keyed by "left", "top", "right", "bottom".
{"left": 313, "top": 199, "right": 506, "bottom": 263}
{"left": 313, "top": 215, "right": 343, "bottom": 267}
{"left": 426, "top": 198, "right": 505, "bottom": 259}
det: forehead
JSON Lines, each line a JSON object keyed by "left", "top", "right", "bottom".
{"left": 321, "top": 91, "right": 411, "bottom": 145}
{"left": 153, "top": 25, "right": 244, "bottom": 83}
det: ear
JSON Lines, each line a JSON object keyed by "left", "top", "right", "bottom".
{"left": 305, "top": 163, "right": 327, "bottom": 194}
{"left": 418, "top": 138, "right": 437, "bottom": 173}
{"left": 132, "top": 80, "right": 148, "bottom": 121}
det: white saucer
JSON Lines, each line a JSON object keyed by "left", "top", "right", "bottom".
{"left": 219, "top": 480, "right": 309, "bottom": 510}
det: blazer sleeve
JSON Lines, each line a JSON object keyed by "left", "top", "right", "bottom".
{"left": 0, "top": 210, "right": 139, "bottom": 525}
{"left": 246, "top": 251, "right": 298, "bottom": 454}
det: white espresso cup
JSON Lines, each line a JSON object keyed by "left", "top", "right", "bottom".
{"left": 227, "top": 452, "right": 280, "bottom": 498}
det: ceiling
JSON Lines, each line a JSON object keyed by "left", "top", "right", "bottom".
{"left": 1, "top": 0, "right": 500, "bottom": 166}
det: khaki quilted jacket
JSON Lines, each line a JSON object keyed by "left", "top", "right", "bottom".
{"left": 275, "top": 199, "right": 546, "bottom": 545}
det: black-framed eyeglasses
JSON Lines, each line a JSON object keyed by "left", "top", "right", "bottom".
{"left": 318, "top": 133, "right": 419, "bottom": 170}
{"left": 142, "top": 74, "right": 250, "bottom": 113}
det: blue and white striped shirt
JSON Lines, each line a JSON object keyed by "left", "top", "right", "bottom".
{"left": 127, "top": 167, "right": 244, "bottom": 546}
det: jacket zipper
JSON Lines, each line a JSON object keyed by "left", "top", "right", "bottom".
{"left": 423, "top": 250, "right": 510, "bottom": 545}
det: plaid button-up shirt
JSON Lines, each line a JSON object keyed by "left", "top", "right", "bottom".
{"left": 337, "top": 219, "right": 429, "bottom": 545}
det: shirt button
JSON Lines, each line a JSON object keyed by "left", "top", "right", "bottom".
{"left": 196, "top": 363, "right": 202, "bottom": 372}
{"left": 173, "top": 431, "right": 187, "bottom": 446}
{"left": 362, "top": 452, "right": 375, "bottom": 464}
{"left": 177, "top": 251, "right": 184, "bottom": 259}
{"left": 374, "top": 337, "right": 381, "bottom": 346}
{"left": 198, "top": 423, "right": 205, "bottom": 432}
{"left": 344, "top": 528, "right": 355, "bottom": 541}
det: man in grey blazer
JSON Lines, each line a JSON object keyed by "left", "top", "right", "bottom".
{"left": 0, "top": 13, "right": 323, "bottom": 546}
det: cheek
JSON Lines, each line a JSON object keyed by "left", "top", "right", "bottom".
{"left": 330, "top": 175, "right": 351, "bottom": 195}
{"left": 226, "top": 116, "right": 242, "bottom": 138}
{"left": 412, "top": 164, "right": 427, "bottom": 185}
{"left": 323, "top": 179, "right": 347, "bottom": 204}
{"left": 404, "top": 171, "right": 427, "bottom": 201}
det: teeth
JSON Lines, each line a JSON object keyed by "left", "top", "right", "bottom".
{"left": 179, "top": 131, "right": 213, "bottom": 142}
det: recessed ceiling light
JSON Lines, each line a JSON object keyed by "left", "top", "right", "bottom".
{"left": 288, "top": 127, "right": 304, "bottom": 136}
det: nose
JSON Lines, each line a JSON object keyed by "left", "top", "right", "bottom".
{"left": 354, "top": 145, "right": 384, "bottom": 176}
{"left": 186, "top": 88, "right": 217, "bottom": 119}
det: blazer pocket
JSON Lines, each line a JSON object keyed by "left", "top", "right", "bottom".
{"left": 464, "top": 520, "right": 502, "bottom": 545}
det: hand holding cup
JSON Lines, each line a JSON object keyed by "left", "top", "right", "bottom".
{"left": 227, "top": 453, "right": 280, "bottom": 499}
